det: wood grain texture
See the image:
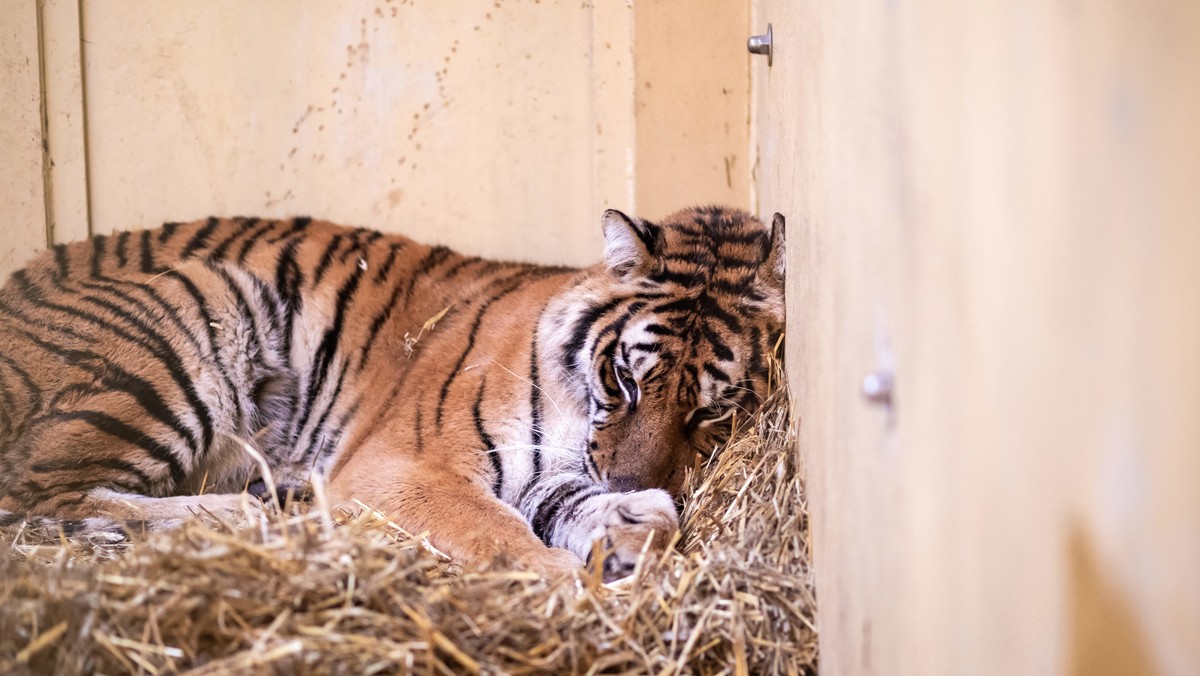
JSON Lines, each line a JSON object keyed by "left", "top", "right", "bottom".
{"left": 0, "top": 0, "right": 49, "bottom": 278}
{"left": 754, "top": 0, "right": 1200, "bottom": 673}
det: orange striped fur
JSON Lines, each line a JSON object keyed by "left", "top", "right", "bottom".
{"left": 0, "top": 206, "right": 784, "bottom": 579}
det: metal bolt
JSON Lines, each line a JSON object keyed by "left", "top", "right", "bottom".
{"left": 747, "top": 23, "right": 773, "bottom": 67}
{"left": 862, "top": 371, "right": 894, "bottom": 406}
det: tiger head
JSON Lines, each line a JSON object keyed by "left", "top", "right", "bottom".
{"left": 551, "top": 206, "right": 785, "bottom": 498}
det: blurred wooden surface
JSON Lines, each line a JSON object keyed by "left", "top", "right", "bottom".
{"left": 754, "top": 0, "right": 1200, "bottom": 674}
{"left": 0, "top": 0, "right": 749, "bottom": 275}
{"left": 0, "top": 1, "right": 48, "bottom": 276}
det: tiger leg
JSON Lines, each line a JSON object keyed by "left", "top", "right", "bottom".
{"left": 329, "top": 455, "right": 582, "bottom": 575}
{"left": 0, "top": 488, "right": 267, "bottom": 538}
{"left": 63, "top": 489, "right": 265, "bottom": 527}
{"left": 0, "top": 400, "right": 266, "bottom": 531}
{"left": 520, "top": 475, "right": 679, "bottom": 582}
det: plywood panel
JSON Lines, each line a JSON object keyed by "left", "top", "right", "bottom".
{"left": 633, "top": 0, "right": 750, "bottom": 220}
{"left": 41, "top": 0, "right": 90, "bottom": 244}
{"left": 79, "top": 0, "right": 602, "bottom": 265}
{"left": 755, "top": 0, "right": 1200, "bottom": 673}
{"left": 0, "top": 0, "right": 48, "bottom": 278}
{"left": 74, "top": 0, "right": 750, "bottom": 267}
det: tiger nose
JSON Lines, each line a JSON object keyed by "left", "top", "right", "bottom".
{"left": 608, "top": 475, "right": 642, "bottom": 493}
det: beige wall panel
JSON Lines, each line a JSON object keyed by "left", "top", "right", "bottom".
{"left": 0, "top": 0, "right": 48, "bottom": 278}
{"left": 634, "top": 0, "right": 750, "bottom": 219}
{"left": 80, "top": 0, "right": 606, "bottom": 266}
{"left": 589, "top": 0, "right": 636, "bottom": 216}
{"left": 752, "top": 1, "right": 906, "bottom": 672}
{"left": 41, "top": 0, "right": 91, "bottom": 244}
{"left": 756, "top": 0, "right": 1200, "bottom": 674}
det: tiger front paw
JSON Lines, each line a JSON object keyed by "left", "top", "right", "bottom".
{"left": 576, "top": 489, "right": 679, "bottom": 582}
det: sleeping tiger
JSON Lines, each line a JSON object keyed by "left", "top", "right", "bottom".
{"left": 0, "top": 206, "right": 784, "bottom": 580}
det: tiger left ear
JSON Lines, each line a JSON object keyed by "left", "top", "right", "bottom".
{"left": 764, "top": 212, "right": 786, "bottom": 286}
{"left": 602, "top": 209, "right": 660, "bottom": 279}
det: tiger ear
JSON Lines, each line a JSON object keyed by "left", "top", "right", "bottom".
{"left": 602, "top": 209, "right": 660, "bottom": 279}
{"left": 763, "top": 212, "right": 786, "bottom": 287}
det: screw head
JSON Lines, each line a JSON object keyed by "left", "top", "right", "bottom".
{"left": 747, "top": 23, "right": 773, "bottom": 66}
{"left": 862, "top": 371, "right": 894, "bottom": 406}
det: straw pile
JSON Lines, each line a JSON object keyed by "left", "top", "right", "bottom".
{"left": 0, "top": 382, "right": 816, "bottom": 674}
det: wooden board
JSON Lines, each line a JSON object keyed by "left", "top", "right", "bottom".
{"left": 0, "top": 0, "right": 49, "bottom": 276}
{"left": 753, "top": 0, "right": 1200, "bottom": 673}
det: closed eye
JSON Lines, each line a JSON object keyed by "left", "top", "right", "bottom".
{"left": 684, "top": 405, "right": 736, "bottom": 432}
{"left": 614, "top": 362, "right": 640, "bottom": 408}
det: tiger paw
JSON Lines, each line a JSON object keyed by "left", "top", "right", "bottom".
{"left": 520, "top": 546, "right": 584, "bottom": 579}
{"left": 580, "top": 489, "right": 679, "bottom": 582}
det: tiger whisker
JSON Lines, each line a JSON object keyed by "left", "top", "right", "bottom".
{"left": 487, "top": 360, "right": 571, "bottom": 420}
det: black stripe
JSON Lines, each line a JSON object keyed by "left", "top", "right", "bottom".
{"left": 28, "top": 410, "right": 185, "bottom": 485}
{"left": 115, "top": 231, "right": 131, "bottom": 268}
{"left": 560, "top": 296, "right": 629, "bottom": 374}
{"left": 0, "top": 354, "right": 41, "bottom": 414}
{"left": 161, "top": 269, "right": 239, "bottom": 403}
{"left": 591, "top": 301, "right": 646, "bottom": 353}
{"left": 181, "top": 217, "right": 221, "bottom": 259}
{"left": 0, "top": 369, "right": 17, "bottom": 434}
{"left": 412, "top": 246, "right": 452, "bottom": 278}
{"left": 435, "top": 271, "right": 533, "bottom": 429}
{"left": 88, "top": 235, "right": 108, "bottom": 279}
{"left": 159, "top": 222, "right": 182, "bottom": 243}
{"left": 53, "top": 244, "right": 70, "bottom": 280}
{"left": 312, "top": 234, "right": 345, "bottom": 286}
{"left": 81, "top": 264, "right": 209, "bottom": 374}
{"left": 47, "top": 276, "right": 212, "bottom": 442}
{"left": 265, "top": 216, "right": 312, "bottom": 245}
{"left": 473, "top": 378, "right": 503, "bottom": 497}
{"left": 291, "top": 258, "right": 366, "bottom": 444}
{"left": 556, "top": 483, "right": 606, "bottom": 533}
{"left": 301, "top": 357, "right": 350, "bottom": 462}
{"left": 703, "top": 362, "right": 731, "bottom": 383}
{"left": 374, "top": 242, "right": 406, "bottom": 283}
{"left": 11, "top": 274, "right": 213, "bottom": 453}
{"left": 701, "top": 323, "right": 735, "bottom": 362}
{"left": 209, "top": 217, "right": 260, "bottom": 261}
{"left": 359, "top": 276, "right": 408, "bottom": 369}
{"left": 31, "top": 456, "right": 154, "bottom": 490}
{"left": 273, "top": 236, "right": 305, "bottom": 357}
{"left": 438, "top": 256, "right": 483, "bottom": 281}
{"left": 748, "top": 326, "right": 764, "bottom": 378}
{"left": 528, "top": 331, "right": 543, "bottom": 479}
{"left": 235, "top": 218, "right": 278, "bottom": 264}
{"left": 139, "top": 230, "right": 156, "bottom": 273}
{"left": 210, "top": 264, "right": 268, "bottom": 361}
{"left": 0, "top": 317, "right": 203, "bottom": 467}
{"left": 648, "top": 268, "right": 710, "bottom": 287}
{"left": 402, "top": 246, "right": 454, "bottom": 306}
{"left": 698, "top": 292, "right": 743, "bottom": 332}
{"left": 531, "top": 480, "right": 595, "bottom": 544}
{"left": 414, "top": 406, "right": 424, "bottom": 455}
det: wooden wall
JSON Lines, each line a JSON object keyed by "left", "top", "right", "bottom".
{"left": 0, "top": 0, "right": 749, "bottom": 276}
{"left": 754, "top": 0, "right": 1200, "bottom": 674}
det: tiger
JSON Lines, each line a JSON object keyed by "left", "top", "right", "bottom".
{"left": 0, "top": 205, "right": 784, "bottom": 580}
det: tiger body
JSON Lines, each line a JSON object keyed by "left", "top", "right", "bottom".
{"left": 0, "top": 206, "right": 783, "bottom": 578}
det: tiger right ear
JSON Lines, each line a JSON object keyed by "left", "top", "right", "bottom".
{"left": 602, "top": 209, "right": 660, "bottom": 279}
{"left": 758, "top": 212, "right": 786, "bottom": 291}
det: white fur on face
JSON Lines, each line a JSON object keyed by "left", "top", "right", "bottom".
{"left": 619, "top": 318, "right": 663, "bottom": 378}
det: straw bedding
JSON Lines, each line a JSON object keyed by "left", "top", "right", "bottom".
{"left": 0, "top": 384, "right": 816, "bottom": 674}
